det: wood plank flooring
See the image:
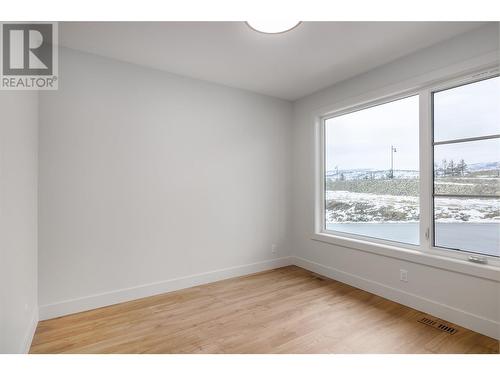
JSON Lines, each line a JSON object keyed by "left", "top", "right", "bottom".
{"left": 30, "top": 266, "right": 499, "bottom": 354}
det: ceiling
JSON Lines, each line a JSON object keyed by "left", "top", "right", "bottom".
{"left": 59, "top": 22, "right": 486, "bottom": 101}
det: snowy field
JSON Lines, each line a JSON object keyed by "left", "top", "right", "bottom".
{"left": 326, "top": 190, "right": 419, "bottom": 223}
{"left": 326, "top": 190, "right": 499, "bottom": 223}
{"left": 325, "top": 190, "right": 499, "bottom": 256}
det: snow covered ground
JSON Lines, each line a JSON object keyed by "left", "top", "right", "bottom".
{"left": 326, "top": 190, "right": 499, "bottom": 223}
{"left": 434, "top": 196, "right": 500, "bottom": 222}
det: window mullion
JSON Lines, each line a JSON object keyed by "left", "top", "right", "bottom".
{"left": 434, "top": 134, "right": 500, "bottom": 146}
{"left": 419, "top": 90, "right": 433, "bottom": 250}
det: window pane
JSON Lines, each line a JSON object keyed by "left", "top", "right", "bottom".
{"left": 434, "top": 138, "right": 500, "bottom": 196}
{"left": 434, "top": 76, "right": 500, "bottom": 142}
{"left": 434, "top": 197, "right": 500, "bottom": 256}
{"left": 325, "top": 95, "right": 419, "bottom": 245}
{"left": 433, "top": 75, "right": 500, "bottom": 257}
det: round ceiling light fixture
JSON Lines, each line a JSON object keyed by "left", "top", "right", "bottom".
{"left": 245, "top": 20, "right": 301, "bottom": 34}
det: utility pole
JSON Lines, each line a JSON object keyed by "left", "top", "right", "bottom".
{"left": 390, "top": 145, "right": 397, "bottom": 179}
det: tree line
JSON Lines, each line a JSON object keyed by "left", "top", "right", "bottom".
{"left": 434, "top": 159, "right": 467, "bottom": 177}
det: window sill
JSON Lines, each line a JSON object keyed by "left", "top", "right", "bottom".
{"left": 311, "top": 231, "right": 500, "bottom": 282}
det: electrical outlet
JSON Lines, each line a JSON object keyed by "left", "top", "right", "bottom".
{"left": 400, "top": 269, "right": 408, "bottom": 282}
{"left": 271, "top": 244, "right": 277, "bottom": 254}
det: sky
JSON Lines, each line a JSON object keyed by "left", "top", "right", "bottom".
{"left": 325, "top": 76, "right": 500, "bottom": 172}
{"left": 434, "top": 76, "right": 500, "bottom": 141}
{"left": 326, "top": 95, "right": 419, "bottom": 171}
{"left": 435, "top": 138, "right": 500, "bottom": 166}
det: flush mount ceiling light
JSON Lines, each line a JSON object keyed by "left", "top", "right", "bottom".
{"left": 245, "top": 20, "right": 301, "bottom": 34}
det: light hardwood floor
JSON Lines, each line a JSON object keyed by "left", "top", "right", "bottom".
{"left": 30, "top": 266, "right": 499, "bottom": 354}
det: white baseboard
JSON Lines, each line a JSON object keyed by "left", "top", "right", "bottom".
{"left": 21, "top": 307, "right": 39, "bottom": 354}
{"left": 37, "top": 255, "right": 499, "bottom": 341}
{"left": 39, "top": 257, "right": 292, "bottom": 321}
{"left": 291, "top": 256, "right": 500, "bottom": 340}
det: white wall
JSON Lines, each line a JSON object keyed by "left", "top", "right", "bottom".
{"left": 291, "top": 24, "right": 500, "bottom": 339}
{"left": 38, "top": 47, "right": 293, "bottom": 318}
{"left": 0, "top": 92, "right": 39, "bottom": 353}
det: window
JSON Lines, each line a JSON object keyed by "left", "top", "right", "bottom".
{"left": 320, "top": 70, "right": 499, "bottom": 262}
{"left": 432, "top": 76, "right": 500, "bottom": 257}
{"left": 324, "top": 95, "right": 420, "bottom": 245}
